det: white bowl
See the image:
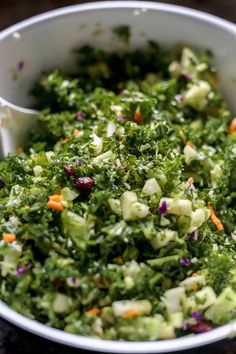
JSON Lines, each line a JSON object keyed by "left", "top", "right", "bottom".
{"left": 1, "top": 1, "right": 236, "bottom": 352}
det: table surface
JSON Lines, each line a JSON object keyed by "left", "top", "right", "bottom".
{"left": 1, "top": 0, "right": 236, "bottom": 353}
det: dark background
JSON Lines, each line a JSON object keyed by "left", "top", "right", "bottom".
{"left": 1, "top": 0, "right": 236, "bottom": 353}
{"left": 1, "top": 0, "right": 236, "bottom": 30}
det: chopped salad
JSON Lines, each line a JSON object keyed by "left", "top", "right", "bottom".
{"left": 1, "top": 40, "right": 236, "bottom": 341}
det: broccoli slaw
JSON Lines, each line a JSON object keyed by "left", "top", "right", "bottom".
{"left": 0, "top": 41, "right": 236, "bottom": 341}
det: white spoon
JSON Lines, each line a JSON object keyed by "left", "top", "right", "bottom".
{"left": 0, "top": 97, "right": 38, "bottom": 159}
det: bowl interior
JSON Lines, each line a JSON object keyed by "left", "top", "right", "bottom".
{"left": 0, "top": 2, "right": 236, "bottom": 113}
{"left": 1, "top": 2, "right": 236, "bottom": 353}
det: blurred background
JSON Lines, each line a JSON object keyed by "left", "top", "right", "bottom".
{"left": 0, "top": 0, "right": 236, "bottom": 30}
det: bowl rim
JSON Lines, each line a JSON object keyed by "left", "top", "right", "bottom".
{"left": 1, "top": 1, "right": 236, "bottom": 352}
{"left": 1, "top": 0, "right": 236, "bottom": 41}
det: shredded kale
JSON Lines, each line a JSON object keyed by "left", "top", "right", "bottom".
{"left": 112, "top": 25, "right": 131, "bottom": 44}
{"left": 0, "top": 37, "right": 236, "bottom": 340}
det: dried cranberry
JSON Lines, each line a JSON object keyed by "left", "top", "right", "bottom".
{"left": 0, "top": 179, "right": 5, "bottom": 189}
{"left": 191, "top": 321, "right": 212, "bottom": 333}
{"left": 75, "top": 177, "right": 94, "bottom": 190}
{"left": 64, "top": 165, "right": 76, "bottom": 177}
{"left": 53, "top": 278, "right": 63, "bottom": 288}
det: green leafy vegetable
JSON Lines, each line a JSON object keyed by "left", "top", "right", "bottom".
{"left": 0, "top": 33, "right": 236, "bottom": 341}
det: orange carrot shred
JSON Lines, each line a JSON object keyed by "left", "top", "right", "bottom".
{"left": 186, "top": 141, "right": 194, "bottom": 148}
{"left": 187, "top": 177, "right": 194, "bottom": 185}
{"left": 3, "top": 233, "right": 16, "bottom": 243}
{"left": 85, "top": 308, "right": 101, "bottom": 316}
{"left": 190, "top": 284, "right": 198, "bottom": 291}
{"left": 229, "top": 118, "right": 236, "bottom": 135}
{"left": 49, "top": 195, "right": 62, "bottom": 202}
{"left": 134, "top": 111, "right": 144, "bottom": 123}
{"left": 122, "top": 309, "right": 139, "bottom": 319}
{"left": 63, "top": 137, "right": 71, "bottom": 143}
{"left": 56, "top": 191, "right": 62, "bottom": 195}
{"left": 47, "top": 201, "right": 64, "bottom": 211}
{"left": 208, "top": 204, "right": 224, "bottom": 231}
{"left": 73, "top": 129, "right": 80, "bottom": 137}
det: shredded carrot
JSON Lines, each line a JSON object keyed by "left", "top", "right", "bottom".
{"left": 190, "top": 284, "right": 198, "bottom": 292}
{"left": 192, "top": 272, "right": 198, "bottom": 277}
{"left": 56, "top": 191, "right": 62, "bottom": 195}
{"left": 85, "top": 308, "right": 101, "bottom": 316}
{"left": 63, "top": 137, "right": 71, "bottom": 143}
{"left": 187, "top": 177, "right": 194, "bottom": 185}
{"left": 122, "top": 309, "right": 139, "bottom": 319}
{"left": 49, "top": 195, "right": 62, "bottom": 202}
{"left": 3, "top": 233, "right": 16, "bottom": 243}
{"left": 47, "top": 200, "right": 64, "bottom": 211}
{"left": 134, "top": 111, "right": 144, "bottom": 123}
{"left": 208, "top": 204, "right": 224, "bottom": 231}
{"left": 73, "top": 129, "right": 80, "bottom": 137}
{"left": 229, "top": 118, "right": 236, "bottom": 135}
{"left": 186, "top": 141, "right": 194, "bottom": 148}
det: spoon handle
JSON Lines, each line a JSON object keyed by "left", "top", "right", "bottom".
{"left": 0, "top": 102, "right": 38, "bottom": 159}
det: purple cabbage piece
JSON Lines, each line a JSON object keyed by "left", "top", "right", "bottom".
{"left": 158, "top": 200, "right": 168, "bottom": 215}
{"left": 117, "top": 116, "right": 128, "bottom": 122}
{"left": 180, "top": 258, "right": 191, "bottom": 266}
{"left": 76, "top": 159, "right": 83, "bottom": 167}
{"left": 75, "top": 111, "right": 86, "bottom": 121}
{"left": 191, "top": 311, "right": 202, "bottom": 321}
{"left": 16, "top": 263, "right": 32, "bottom": 276}
{"left": 0, "top": 179, "right": 5, "bottom": 189}
{"left": 189, "top": 230, "right": 199, "bottom": 241}
{"left": 67, "top": 277, "right": 80, "bottom": 288}
{"left": 175, "top": 94, "right": 184, "bottom": 103}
